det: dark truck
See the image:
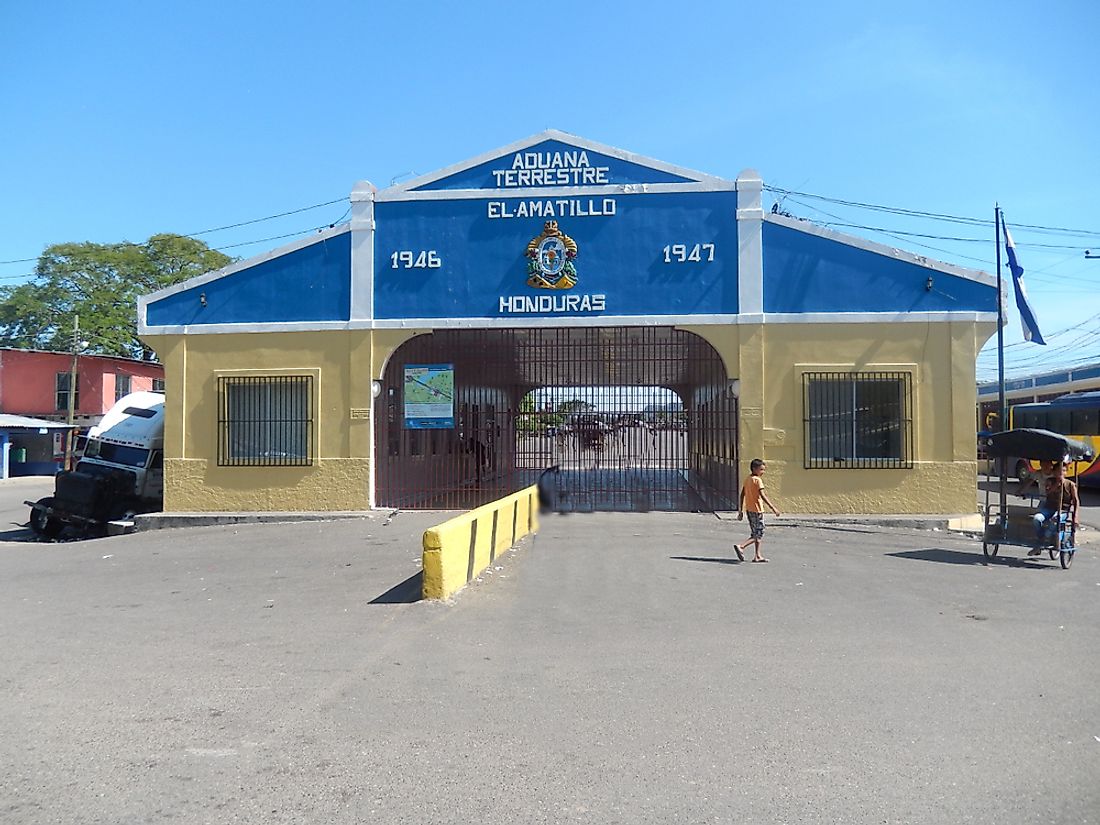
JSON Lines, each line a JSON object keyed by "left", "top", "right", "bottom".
{"left": 28, "top": 391, "right": 165, "bottom": 538}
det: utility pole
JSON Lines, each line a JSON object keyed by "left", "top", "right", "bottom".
{"left": 65, "top": 315, "right": 80, "bottom": 471}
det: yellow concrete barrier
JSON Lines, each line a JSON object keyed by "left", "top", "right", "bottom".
{"left": 422, "top": 486, "right": 540, "bottom": 600}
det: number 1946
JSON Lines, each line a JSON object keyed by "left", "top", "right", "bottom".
{"left": 391, "top": 250, "right": 442, "bottom": 269}
{"left": 662, "top": 243, "right": 715, "bottom": 263}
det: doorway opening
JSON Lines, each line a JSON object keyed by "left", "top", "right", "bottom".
{"left": 374, "top": 327, "right": 738, "bottom": 512}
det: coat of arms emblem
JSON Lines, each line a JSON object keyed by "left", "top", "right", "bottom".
{"left": 526, "top": 220, "right": 577, "bottom": 289}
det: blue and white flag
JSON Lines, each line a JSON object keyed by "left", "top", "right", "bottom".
{"left": 1001, "top": 214, "right": 1046, "bottom": 345}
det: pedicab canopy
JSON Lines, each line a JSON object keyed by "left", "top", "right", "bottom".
{"left": 984, "top": 428, "right": 1094, "bottom": 462}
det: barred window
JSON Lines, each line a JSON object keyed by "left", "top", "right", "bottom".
{"left": 218, "top": 375, "right": 314, "bottom": 467}
{"left": 115, "top": 374, "right": 132, "bottom": 402}
{"left": 152, "top": 377, "right": 166, "bottom": 393}
{"left": 56, "top": 372, "right": 79, "bottom": 412}
{"left": 803, "top": 372, "right": 912, "bottom": 469}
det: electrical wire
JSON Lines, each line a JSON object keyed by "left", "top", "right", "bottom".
{"left": 767, "top": 186, "right": 1100, "bottom": 383}
{"left": 211, "top": 223, "right": 345, "bottom": 251}
{"left": 778, "top": 197, "right": 1000, "bottom": 267}
{"left": 182, "top": 198, "right": 345, "bottom": 237}
{"left": 1, "top": 196, "right": 348, "bottom": 267}
{"left": 775, "top": 194, "right": 1098, "bottom": 361}
{"left": 766, "top": 185, "right": 1100, "bottom": 239}
{"left": 779, "top": 196, "right": 1097, "bottom": 253}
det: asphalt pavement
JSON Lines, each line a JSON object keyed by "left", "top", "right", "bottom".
{"left": 1, "top": 480, "right": 1098, "bottom": 824}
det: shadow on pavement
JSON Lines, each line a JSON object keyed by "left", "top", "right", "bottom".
{"left": 0, "top": 524, "right": 39, "bottom": 542}
{"left": 887, "top": 548, "right": 1057, "bottom": 570}
{"left": 369, "top": 571, "right": 423, "bottom": 604}
{"left": 671, "top": 555, "right": 741, "bottom": 566}
{"left": 775, "top": 522, "right": 883, "bottom": 536}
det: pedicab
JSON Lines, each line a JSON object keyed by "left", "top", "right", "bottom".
{"left": 980, "top": 428, "right": 1092, "bottom": 568}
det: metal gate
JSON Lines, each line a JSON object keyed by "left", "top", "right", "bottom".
{"left": 374, "top": 327, "right": 737, "bottom": 512}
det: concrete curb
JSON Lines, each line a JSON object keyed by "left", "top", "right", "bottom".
{"left": 134, "top": 511, "right": 381, "bottom": 531}
{"left": 138, "top": 509, "right": 987, "bottom": 534}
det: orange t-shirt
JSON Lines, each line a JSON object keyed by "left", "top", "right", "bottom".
{"left": 742, "top": 475, "right": 764, "bottom": 513}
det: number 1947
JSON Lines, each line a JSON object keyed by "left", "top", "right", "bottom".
{"left": 662, "top": 243, "right": 715, "bottom": 263}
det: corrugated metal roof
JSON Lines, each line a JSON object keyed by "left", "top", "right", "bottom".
{"left": 0, "top": 414, "right": 74, "bottom": 429}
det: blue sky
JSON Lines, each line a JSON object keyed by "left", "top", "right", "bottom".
{"left": 2, "top": 1, "right": 1097, "bottom": 380}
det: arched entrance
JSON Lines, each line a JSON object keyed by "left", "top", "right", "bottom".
{"left": 374, "top": 327, "right": 738, "bottom": 512}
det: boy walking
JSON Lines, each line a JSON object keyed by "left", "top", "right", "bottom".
{"left": 736, "top": 458, "right": 781, "bottom": 562}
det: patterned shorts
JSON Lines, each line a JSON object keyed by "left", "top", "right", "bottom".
{"left": 747, "top": 511, "right": 765, "bottom": 540}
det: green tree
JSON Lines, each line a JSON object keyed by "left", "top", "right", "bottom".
{"left": 557, "top": 399, "right": 595, "bottom": 414}
{"left": 516, "top": 391, "right": 539, "bottom": 433}
{"left": 0, "top": 234, "right": 232, "bottom": 360}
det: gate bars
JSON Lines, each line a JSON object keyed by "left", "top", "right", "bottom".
{"left": 375, "top": 327, "right": 738, "bottom": 512}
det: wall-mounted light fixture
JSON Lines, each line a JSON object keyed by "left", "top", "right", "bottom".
{"left": 371, "top": 380, "right": 382, "bottom": 398}
{"left": 200, "top": 292, "right": 207, "bottom": 307}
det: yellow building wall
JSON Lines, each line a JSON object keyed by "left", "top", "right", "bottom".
{"left": 142, "top": 329, "right": 421, "bottom": 512}
{"left": 146, "top": 319, "right": 995, "bottom": 516}
{"left": 688, "top": 320, "right": 997, "bottom": 514}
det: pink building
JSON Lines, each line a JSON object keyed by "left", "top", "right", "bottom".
{"left": 0, "top": 349, "right": 164, "bottom": 476}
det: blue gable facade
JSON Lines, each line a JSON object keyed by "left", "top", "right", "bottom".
{"left": 762, "top": 219, "right": 997, "bottom": 315}
{"left": 139, "top": 131, "right": 997, "bottom": 332}
{"left": 145, "top": 229, "right": 351, "bottom": 328}
{"left": 409, "top": 138, "right": 695, "bottom": 191}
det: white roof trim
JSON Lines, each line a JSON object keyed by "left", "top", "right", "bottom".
{"left": 138, "top": 223, "right": 351, "bottom": 318}
{"left": 380, "top": 129, "right": 731, "bottom": 196}
{"left": 139, "top": 310, "right": 998, "bottom": 336}
{"left": 761, "top": 311, "right": 997, "bottom": 324}
{"left": 764, "top": 212, "right": 995, "bottom": 287}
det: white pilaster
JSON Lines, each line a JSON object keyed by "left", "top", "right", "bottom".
{"left": 350, "top": 181, "right": 376, "bottom": 321}
{"left": 736, "top": 169, "right": 764, "bottom": 317}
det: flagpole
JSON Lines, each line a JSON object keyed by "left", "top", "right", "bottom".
{"left": 995, "top": 205, "right": 1005, "bottom": 432}
{"left": 995, "top": 204, "right": 1007, "bottom": 518}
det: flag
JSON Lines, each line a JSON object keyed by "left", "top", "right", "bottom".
{"left": 1001, "top": 214, "right": 1046, "bottom": 345}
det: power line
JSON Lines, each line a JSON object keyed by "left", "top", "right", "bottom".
{"left": 779, "top": 195, "right": 1096, "bottom": 252}
{"left": 211, "top": 223, "right": 341, "bottom": 251}
{"left": 766, "top": 185, "right": 1100, "bottom": 239}
{"left": 779, "top": 197, "right": 1100, "bottom": 300}
{"left": 1, "top": 195, "right": 348, "bottom": 266}
{"left": 182, "top": 197, "right": 345, "bottom": 237}
{"left": 778, "top": 197, "right": 996, "bottom": 266}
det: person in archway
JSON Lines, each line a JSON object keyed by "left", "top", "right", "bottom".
{"left": 537, "top": 465, "right": 560, "bottom": 513}
{"left": 736, "top": 458, "right": 781, "bottom": 562}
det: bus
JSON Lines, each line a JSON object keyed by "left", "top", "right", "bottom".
{"left": 1008, "top": 392, "right": 1100, "bottom": 487}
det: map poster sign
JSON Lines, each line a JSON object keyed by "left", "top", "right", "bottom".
{"left": 403, "top": 364, "right": 455, "bottom": 429}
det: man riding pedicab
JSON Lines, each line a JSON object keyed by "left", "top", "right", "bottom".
{"left": 1028, "top": 460, "right": 1079, "bottom": 556}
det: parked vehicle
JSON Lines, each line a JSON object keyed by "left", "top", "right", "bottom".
{"left": 1003, "top": 393, "right": 1100, "bottom": 487}
{"left": 27, "top": 391, "right": 165, "bottom": 538}
{"left": 981, "top": 428, "right": 1091, "bottom": 569}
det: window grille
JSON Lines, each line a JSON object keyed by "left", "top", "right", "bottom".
{"left": 115, "top": 374, "right": 132, "bottom": 402}
{"left": 803, "top": 372, "right": 913, "bottom": 469}
{"left": 56, "top": 372, "right": 79, "bottom": 412}
{"left": 217, "top": 375, "right": 314, "bottom": 467}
